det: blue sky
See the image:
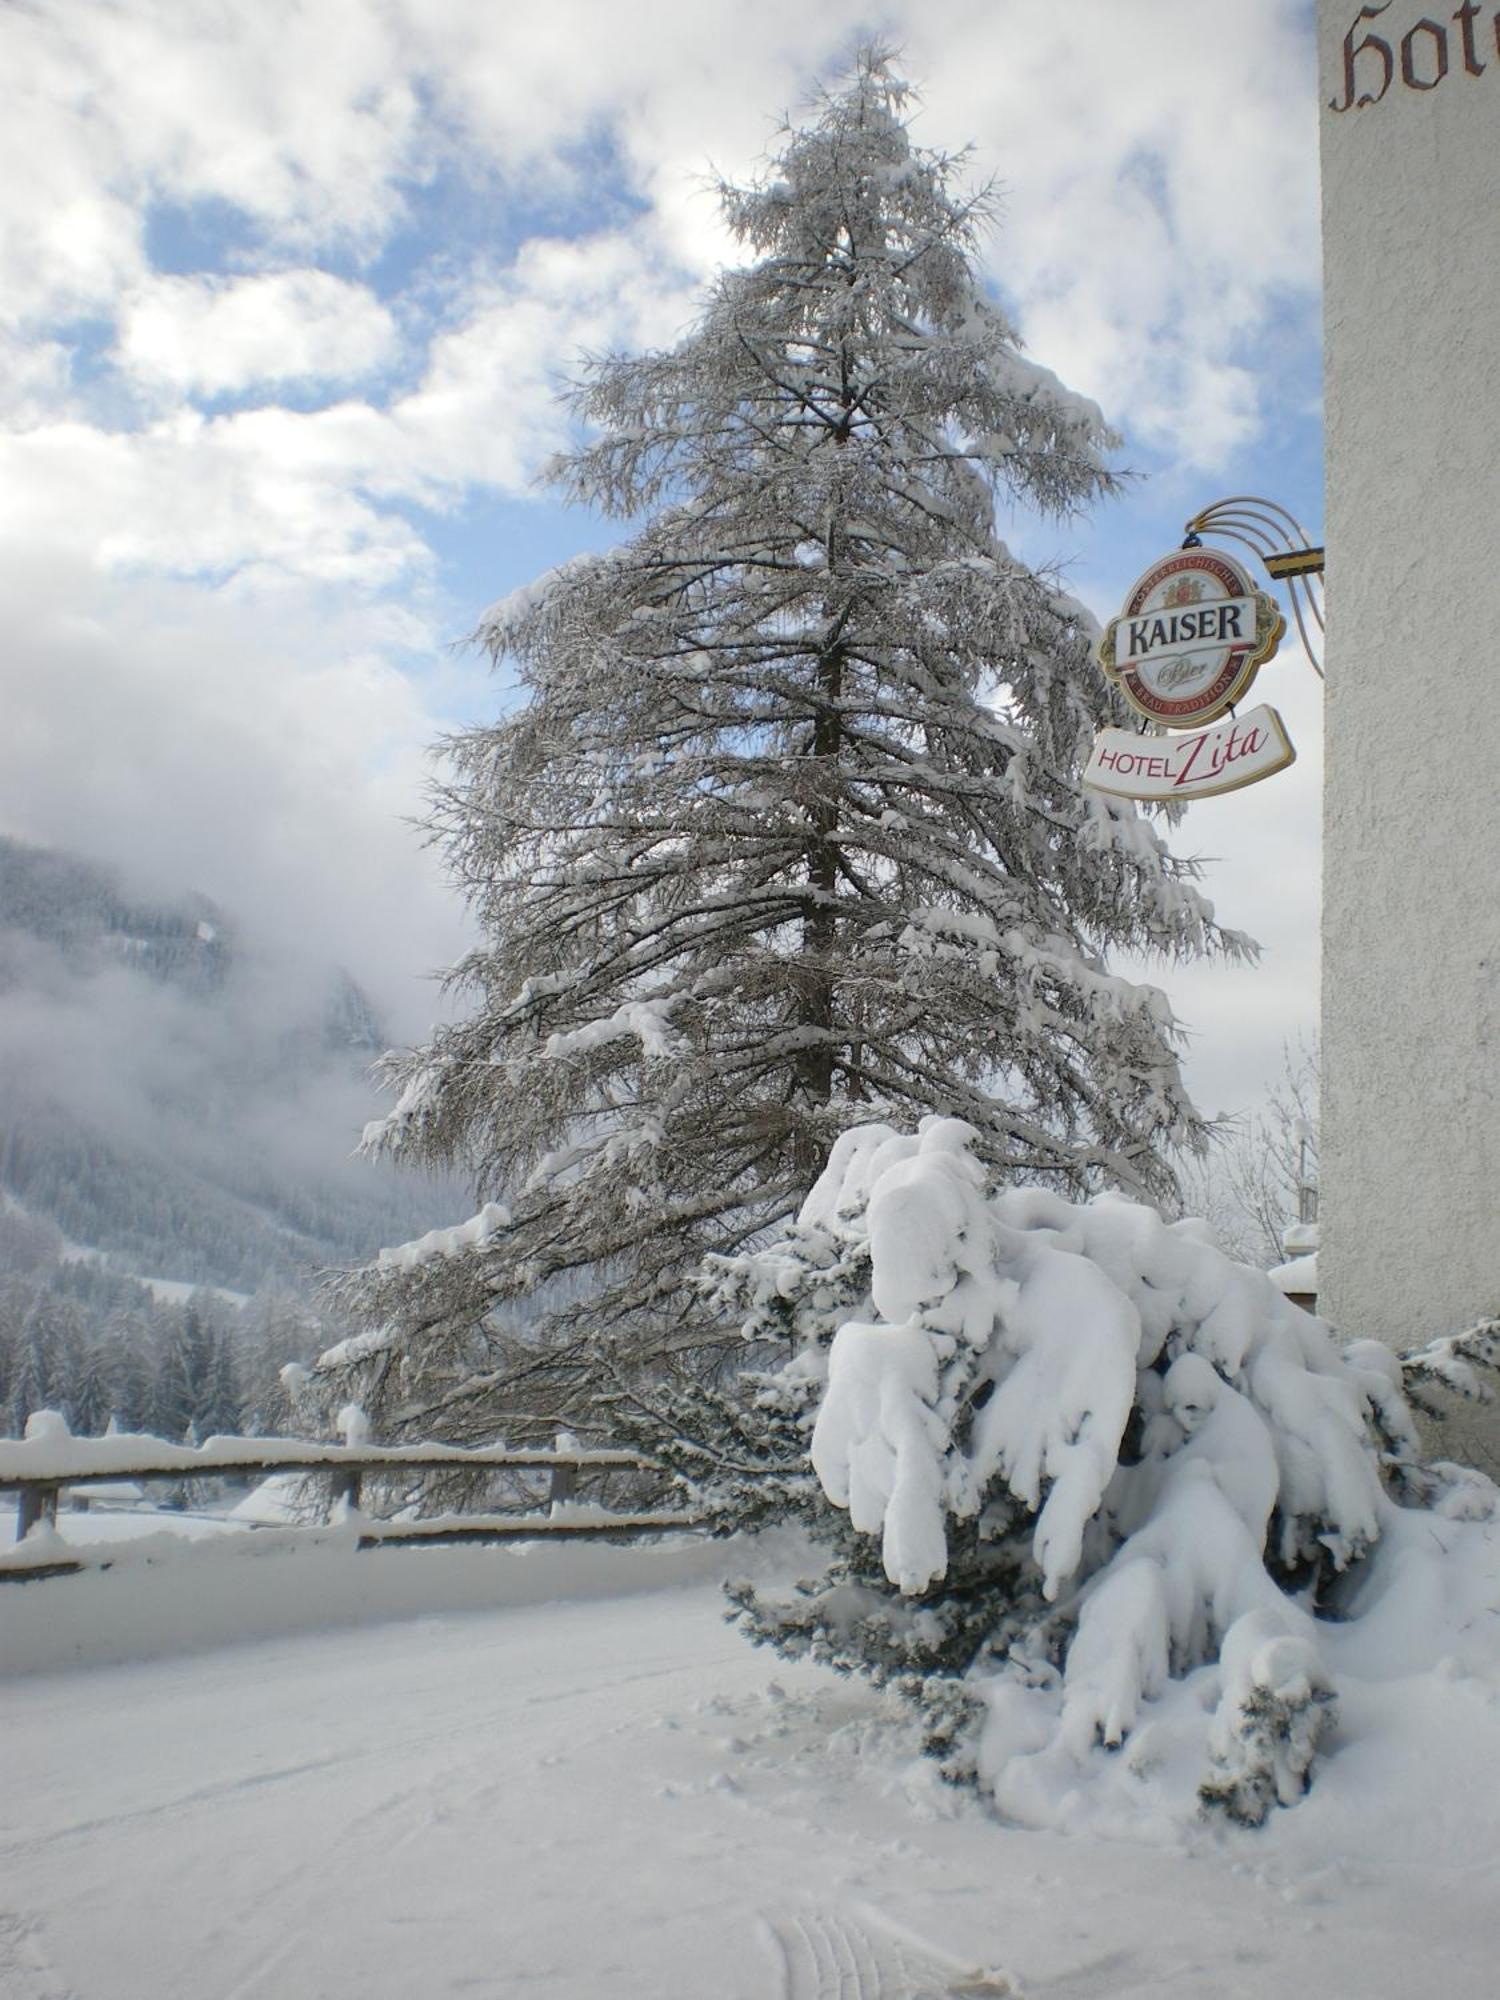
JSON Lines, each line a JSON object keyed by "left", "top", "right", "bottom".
{"left": 3, "top": 0, "right": 1324, "bottom": 1116}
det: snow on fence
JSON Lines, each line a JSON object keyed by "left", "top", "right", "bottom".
{"left": 0, "top": 1421, "right": 695, "bottom": 1583}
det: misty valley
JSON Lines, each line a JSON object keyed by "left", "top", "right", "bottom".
{"left": 0, "top": 835, "right": 460, "bottom": 1440}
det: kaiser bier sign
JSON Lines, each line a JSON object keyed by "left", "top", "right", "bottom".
{"left": 1097, "top": 546, "right": 1283, "bottom": 727}
{"left": 1085, "top": 544, "right": 1294, "bottom": 802}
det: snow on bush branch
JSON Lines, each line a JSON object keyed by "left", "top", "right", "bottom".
{"left": 1399, "top": 1317, "right": 1500, "bottom": 1409}
{"left": 734, "top": 1117, "right": 1499, "bottom": 1829}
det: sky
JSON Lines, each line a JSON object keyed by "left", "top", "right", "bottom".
{"left": 2, "top": 0, "right": 1326, "bottom": 1119}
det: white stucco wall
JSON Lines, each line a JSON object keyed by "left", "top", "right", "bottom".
{"left": 1318, "top": 1, "right": 1500, "bottom": 1342}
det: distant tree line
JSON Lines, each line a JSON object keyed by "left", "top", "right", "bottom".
{"left": 0, "top": 1202, "right": 332, "bottom": 1440}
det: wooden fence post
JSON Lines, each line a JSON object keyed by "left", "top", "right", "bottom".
{"left": 16, "top": 1484, "right": 59, "bottom": 1541}
{"left": 326, "top": 1404, "right": 373, "bottom": 1520}
{"left": 548, "top": 1431, "right": 578, "bottom": 1513}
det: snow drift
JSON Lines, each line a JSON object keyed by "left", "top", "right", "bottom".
{"left": 730, "top": 1118, "right": 1500, "bottom": 1830}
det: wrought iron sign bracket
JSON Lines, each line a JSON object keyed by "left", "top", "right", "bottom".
{"left": 1183, "top": 496, "right": 1325, "bottom": 678}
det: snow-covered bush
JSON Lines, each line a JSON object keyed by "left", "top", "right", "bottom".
{"left": 726, "top": 1118, "right": 1500, "bottom": 1828}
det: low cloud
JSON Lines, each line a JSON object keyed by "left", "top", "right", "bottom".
{"left": 0, "top": 551, "right": 470, "bottom": 1042}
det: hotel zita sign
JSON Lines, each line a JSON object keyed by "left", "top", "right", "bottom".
{"left": 1085, "top": 546, "right": 1293, "bottom": 802}
{"left": 1084, "top": 704, "right": 1295, "bottom": 804}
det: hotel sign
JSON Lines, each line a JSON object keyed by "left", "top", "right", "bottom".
{"left": 1083, "top": 703, "right": 1295, "bottom": 803}
{"left": 1329, "top": 3, "right": 1498, "bottom": 113}
{"left": 1086, "top": 545, "right": 1293, "bottom": 801}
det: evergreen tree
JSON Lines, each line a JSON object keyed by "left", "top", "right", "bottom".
{"left": 7, "top": 1316, "right": 54, "bottom": 1436}
{"left": 68, "top": 1323, "right": 115, "bottom": 1437}
{"left": 46, "top": 1296, "right": 89, "bottom": 1429}
{"left": 0, "top": 1275, "right": 30, "bottom": 1422}
{"left": 204, "top": 1320, "right": 242, "bottom": 1439}
{"left": 238, "top": 1288, "right": 330, "bottom": 1434}
{"left": 326, "top": 51, "right": 1245, "bottom": 1440}
{"left": 156, "top": 1297, "right": 220, "bottom": 1442}
{"left": 101, "top": 1306, "right": 157, "bottom": 1434}
{"left": 716, "top": 1116, "right": 1486, "bottom": 1826}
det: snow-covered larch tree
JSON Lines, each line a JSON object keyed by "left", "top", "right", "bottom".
{"left": 323, "top": 51, "right": 1247, "bottom": 1441}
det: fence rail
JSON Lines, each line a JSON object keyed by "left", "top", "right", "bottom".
{"left": 0, "top": 1429, "right": 695, "bottom": 1582}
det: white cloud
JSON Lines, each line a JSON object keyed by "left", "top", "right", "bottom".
{"left": 2, "top": 0, "right": 426, "bottom": 329}
{"left": 393, "top": 0, "right": 1320, "bottom": 468}
{"left": 0, "top": 413, "right": 426, "bottom": 585}
{"left": 0, "top": 552, "right": 469, "bottom": 1037}
{"left": 368, "top": 230, "right": 701, "bottom": 502}
{"left": 117, "top": 272, "right": 400, "bottom": 395}
{"left": 0, "top": 332, "right": 75, "bottom": 426}
{"left": 897, "top": 1, "right": 1319, "bottom": 466}
{"left": 10, "top": 2, "right": 1319, "bottom": 458}
{"left": 7, "top": 1, "right": 1323, "bottom": 511}
{"left": 0, "top": 225, "right": 699, "bottom": 589}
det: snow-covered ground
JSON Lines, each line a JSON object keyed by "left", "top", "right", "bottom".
{"left": 46, "top": 1507, "right": 241, "bottom": 1545}
{"left": 4, "top": 1537, "right": 1500, "bottom": 1999}
{"left": 53, "top": 1237, "right": 251, "bottom": 1310}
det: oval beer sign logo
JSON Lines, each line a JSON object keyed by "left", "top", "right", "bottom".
{"left": 1097, "top": 546, "right": 1285, "bottom": 728}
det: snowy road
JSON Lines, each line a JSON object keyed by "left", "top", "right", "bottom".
{"left": 3, "top": 1559, "right": 1499, "bottom": 1999}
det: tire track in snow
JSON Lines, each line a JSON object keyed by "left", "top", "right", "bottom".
{"left": 0, "top": 1651, "right": 721, "bottom": 1867}
{"left": 83, "top": 1648, "right": 749, "bottom": 1999}
{"left": 0, "top": 1752, "right": 356, "bottom": 1862}
{"left": 761, "top": 1908, "right": 1022, "bottom": 1999}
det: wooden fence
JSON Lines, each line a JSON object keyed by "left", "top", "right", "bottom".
{"left": 0, "top": 1432, "right": 696, "bottom": 1583}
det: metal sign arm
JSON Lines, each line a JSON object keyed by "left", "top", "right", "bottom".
{"left": 1184, "top": 496, "right": 1325, "bottom": 678}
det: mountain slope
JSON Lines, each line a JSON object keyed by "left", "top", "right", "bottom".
{"left": 0, "top": 834, "right": 457, "bottom": 1293}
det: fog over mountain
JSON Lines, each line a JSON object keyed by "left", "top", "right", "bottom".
{"left": 0, "top": 834, "right": 460, "bottom": 1294}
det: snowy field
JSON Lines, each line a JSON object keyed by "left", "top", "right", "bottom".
{"left": 5, "top": 1536, "right": 1500, "bottom": 1999}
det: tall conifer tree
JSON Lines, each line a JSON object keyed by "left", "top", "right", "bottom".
{"left": 329, "top": 52, "right": 1247, "bottom": 1438}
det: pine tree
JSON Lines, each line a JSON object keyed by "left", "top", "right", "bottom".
{"left": 326, "top": 50, "right": 1245, "bottom": 1441}
{"left": 239, "top": 1288, "right": 324, "bottom": 1434}
{"left": 204, "top": 1322, "right": 242, "bottom": 1438}
{"left": 156, "top": 1298, "right": 218, "bottom": 1443}
{"left": 101, "top": 1306, "right": 157, "bottom": 1434}
{"left": 68, "top": 1326, "right": 115, "bottom": 1437}
{"left": 7, "top": 1317, "right": 53, "bottom": 1437}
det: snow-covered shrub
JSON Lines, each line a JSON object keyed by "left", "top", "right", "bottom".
{"left": 597, "top": 1357, "right": 826, "bottom": 1539}
{"left": 1197, "top": 1615, "right": 1336, "bottom": 1825}
{"left": 726, "top": 1117, "right": 1495, "bottom": 1829}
